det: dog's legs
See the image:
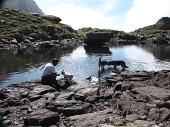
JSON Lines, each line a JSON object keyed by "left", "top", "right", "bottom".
{"left": 101, "top": 65, "right": 104, "bottom": 71}
{"left": 114, "top": 65, "right": 116, "bottom": 70}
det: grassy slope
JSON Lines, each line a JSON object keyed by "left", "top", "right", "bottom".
{"left": 0, "top": 8, "right": 79, "bottom": 40}
{"left": 131, "top": 24, "right": 170, "bottom": 40}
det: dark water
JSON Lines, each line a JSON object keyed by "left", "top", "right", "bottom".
{"left": 1, "top": 44, "right": 170, "bottom": 88}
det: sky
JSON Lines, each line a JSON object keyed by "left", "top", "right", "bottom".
{"left": 34, "top": 0, "right": 170, "bottom": 32}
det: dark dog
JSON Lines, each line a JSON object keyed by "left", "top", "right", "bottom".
{"left": 98, "top": 57, "right": 128, "bottom": 71}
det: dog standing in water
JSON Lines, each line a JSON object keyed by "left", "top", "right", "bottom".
{"left": 98, "top": 57, "right": 128, "bottom": 71}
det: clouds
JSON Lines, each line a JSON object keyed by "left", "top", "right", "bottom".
{"left": 35, "top": 0, "right": 170, "bottom": 32}
{"left": 125, "top": 0, "right": 170, "bottom": 31}
{"left": 44, "top": 3, "right": 120, "bottom": 30}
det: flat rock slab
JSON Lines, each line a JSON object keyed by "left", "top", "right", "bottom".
{"left": 67, "top": 109, "right": 112, "bottom": 127}
{"left": 47, "top": 99, "right": 92, "bottom": 116}
{"left": 29, "top": 85, "right": 55, "bottom": 97}
{"left": 24, "top": 109, "right": 59, "bottom": 126}
{"left": 76, "top": 87, "right": 99, "bottom": 96}
{"left": 132, "top": 86, "right": 170, "bottom": 101}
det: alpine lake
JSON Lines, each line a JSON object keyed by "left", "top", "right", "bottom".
{"left": 1, "top": 43, "right": 170, "bottom": 88}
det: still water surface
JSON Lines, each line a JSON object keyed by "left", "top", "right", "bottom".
{"left": 1, "top": 44, "right": 170, "bottom": 88}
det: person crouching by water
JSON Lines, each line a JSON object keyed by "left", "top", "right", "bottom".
{"left": 41, "top": 58, "right": 61, "bottom": 89}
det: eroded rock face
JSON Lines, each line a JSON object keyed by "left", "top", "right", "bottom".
{"left": 0, "top": 0, "right": 44, "bottom": 16}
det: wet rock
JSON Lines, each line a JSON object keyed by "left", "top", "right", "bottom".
{"left": 24, "top": 109, "right": 59, "bottom": 126}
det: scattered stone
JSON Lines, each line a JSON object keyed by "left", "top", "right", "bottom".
{"left": 1, "top": 70, "right": 170, "bottom": 126}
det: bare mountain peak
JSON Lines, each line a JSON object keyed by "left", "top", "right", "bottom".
{"left": 0, "top": 0, "right": 44, "bottom": 15}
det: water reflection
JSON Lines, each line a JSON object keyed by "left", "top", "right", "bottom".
{"left": 1, "top": 44, "right": 170, "bottom": 88}
{"left": 0, "top": 47, "right": 78, "bottom": 87}
{"left": 141, "top": 44, "right": 170, "bottom": 61}
{"left": 84, "top": 45, "right": 112, "bottom": 55}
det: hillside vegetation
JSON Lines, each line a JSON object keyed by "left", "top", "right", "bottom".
{"left": 131, "top": 17, "right": 170, "bottom": 44}
{"left": 0, "top": 9, "right": 80, "bottom": 42}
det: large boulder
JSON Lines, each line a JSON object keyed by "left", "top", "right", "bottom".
{"left": 85, "top": 32, "right": 114, "bottom": 45}
{"left": 156, "top": 17, "right": 170, "bottom": 30}
{"left": 42, "top": 15, "right": 62, "bottom": 24}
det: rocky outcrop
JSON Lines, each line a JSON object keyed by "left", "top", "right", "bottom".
{"left": 0, "top": 9, "right": 83, "bottom": 51}
{"left": 42, "top": 15, "right": 61, "bottom": 24}
{"left": 131, "top": 17, "right": 170, "bottom": 45}
{"left": 82, "top": 28, "right": 140, "bottom": 46}
{"left": 156, "top": 17, "right": 170, "bottom": 30}
{"left": 85, "top": 32, "right": 114, "bottom": 45}
{"left": 1, "top": 70, "right": 170, "bottom": 126}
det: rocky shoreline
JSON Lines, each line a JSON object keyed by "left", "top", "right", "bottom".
{"left": 1, "top": 70, "right": 170, "bottom": 127}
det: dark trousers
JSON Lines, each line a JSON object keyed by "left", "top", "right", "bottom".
{"left": 41, "top": 75, "right": 62, "bottom": 90}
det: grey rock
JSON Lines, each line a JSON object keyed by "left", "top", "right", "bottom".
{"left": 67, "top": 109, "right": 112, "bottom": 127}
{"left": 47, "top": 99, "right": 92, "bottom": 116}
{"left": 147, "top": 108, "right": 160, "bottom": 122}
{"left": 29, "top": 85, "right": 55, "bottom": 97}
{"left": 125, "top": 113, "right": 139, "bottom": 122}
{"left": 156, "top": 17, "right": 170, "bottom": 30}
{"left": 24, "top": 109, "right": 59, "bottom": 126}
{"left": 132, "top": 86, "right": 170, "bottom": 101}
{"left": 42, "top": 15, "right": 61, "bottom": 23}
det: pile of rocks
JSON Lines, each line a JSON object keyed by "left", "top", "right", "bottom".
{"left": 0, "top": 70, "right": 170, "bottom": 127}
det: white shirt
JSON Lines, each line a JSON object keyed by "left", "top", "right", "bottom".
{"left": 42, "top": 63, "right": 56, "bottom": 77}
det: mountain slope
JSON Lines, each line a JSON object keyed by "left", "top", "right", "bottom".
{"left": 131, "top": 17, "right": 170, "bottom": 44}
{"left": 0, "top": 0, "right": 44, "bottom": 15}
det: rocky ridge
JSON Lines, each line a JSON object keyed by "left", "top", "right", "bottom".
{"left": 0, "top": 9, "right": 82, "bottom": 51}
{"left": 131, "top": 17, "right": 170, "bottom": 45}
{"left": 0, "top": 70, "right": 170, "bottom": 127}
